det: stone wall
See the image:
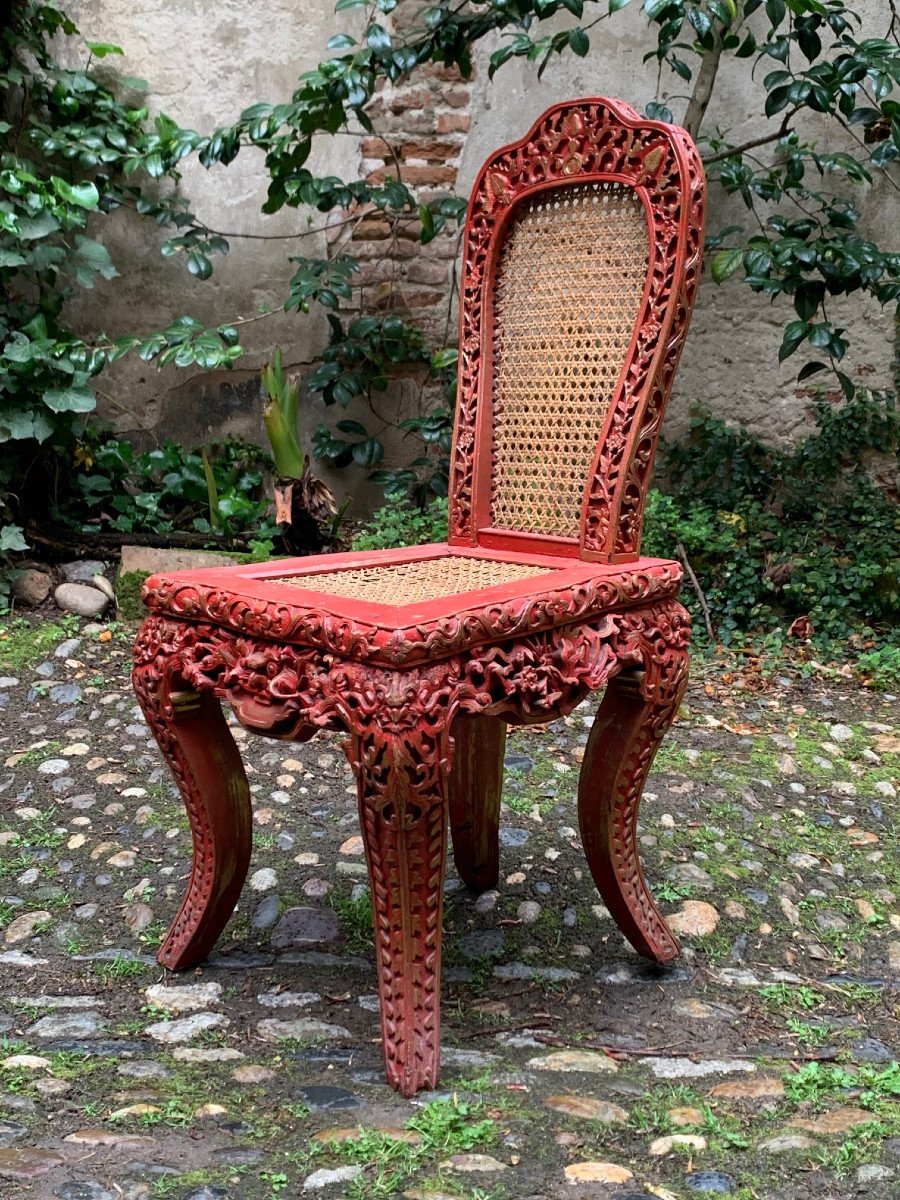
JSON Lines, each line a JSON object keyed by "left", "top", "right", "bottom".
{"left": 67, "top": 0, "right": 898, "bottom": 509}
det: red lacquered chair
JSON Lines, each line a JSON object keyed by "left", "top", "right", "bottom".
{"left": 133, "top": 97, "right": 705, "bottom": 1097}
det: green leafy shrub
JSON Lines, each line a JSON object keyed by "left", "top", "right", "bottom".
{"left": 313, "top": 340, "right": 457, "bottom": 505}
{"left": 352, "top": 497, "right": 449, "bottom": 551}
{"left": 854, "top": 642, "right": 900, "bottom": 691}
{"left": 56, "top": 433, "right": 277, "bottom": 543}
{"left": 0, "top": 4, "right": 242, "bottom": 568}
{"left": 645, "top": 391, "right": 900, "bottom": 642}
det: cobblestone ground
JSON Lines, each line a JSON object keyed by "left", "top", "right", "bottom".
{"left": 0, "top": 617, "right": 898, "bottom": 1200}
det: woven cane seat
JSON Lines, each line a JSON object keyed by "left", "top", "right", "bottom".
{"left": 273, "top": 554, "right": 551, "bottom": 605}
{"left": 490, "top": 180, "right": 649, "bottom": 538}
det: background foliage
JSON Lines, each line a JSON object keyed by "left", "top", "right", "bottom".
{"left": 355, "top": 390, "right": 899, "bottom": 669}
{"left": 59, "top": 435, "right": 276, "bottom": 544}
{"left": 644, "top": 389, "right": 900, "bottom": 640}
{"left": 122, "top": 0, "right": 900, "bottom": 464}
{"left": 0, "top": 2, "right": 245, "bottom": 580}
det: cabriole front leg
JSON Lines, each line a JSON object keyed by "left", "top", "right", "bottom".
{"left": 133, "top": 654, "right": 252, "bottom": 971}
{"left": 349, "top": 724, "right": 450, "bottom": 1098}
{"left": 577, "top": 648, "right": 689, "bottom": 964}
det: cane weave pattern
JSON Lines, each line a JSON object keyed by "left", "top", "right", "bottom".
{"left": 274, "top": 555, "right": 554, "bottom": 605}
{"left": 489, "top": 180, "right": 649, "bottom": 538}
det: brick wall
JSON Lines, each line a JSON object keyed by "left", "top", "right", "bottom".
{"left": 328, "top": 11, "right": 474, "bottom": 347}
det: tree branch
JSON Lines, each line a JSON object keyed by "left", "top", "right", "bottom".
{"left": 682, "top": 15, "right": 725, "bottom": 139}
{"left": 702, "top": 109, "right": 798, "bottom": 166}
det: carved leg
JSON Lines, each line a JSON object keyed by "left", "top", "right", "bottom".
{"left": 133, "top": 657, "right": 252, "bottom": 971}
{"left": 350, "top": 727, "right": 449, "bottom": 1097}
{"left": 577, "top": 653, "right": 689, "bottom": 963}
{"left": 447, "top": 714, "right": 505, "bottom": 892}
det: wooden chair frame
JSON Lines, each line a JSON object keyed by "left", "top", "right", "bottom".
{"left": 132, "top": 98, "right": 706, "bottom": 1097}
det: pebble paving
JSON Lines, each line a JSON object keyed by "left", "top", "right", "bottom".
{"left": 0, "top": 619, "right": 898, "bottom": 1198}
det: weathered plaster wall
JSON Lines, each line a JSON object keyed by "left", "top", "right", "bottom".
{"left": 65, "top": 0, "right": 389, "bottom": 509}
{"left": 67, "top": 0, "right": 898, "bottom": 505}
{"left": 457, "top": 0, "right": 898, "bottom": 442}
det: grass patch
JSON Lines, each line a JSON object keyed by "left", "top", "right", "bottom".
{"left": 0, "top": 615, "right": 83, "bottom": 672}
{"left": 150, "top": 1168, "right": 237, "bottom": 1198}
{"left": 312, "top": 1095, "right": 497, "bottom": 1199}
{"left": 503, "top": 744, "right": 566, "bottom": 816}
{"left": 759, "top": 983, "right": 825, "bottom": 1011}
{"left": 93, "top": 955, "right": 151, "bottom": 983}
{"left": 783, "top": 1061, "right": 900, "bottom": 1112}
{"left": 329, "top": 886, "right": 374, "bottom": 955}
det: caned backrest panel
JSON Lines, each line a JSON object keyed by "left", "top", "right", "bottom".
{"left": 448, "top": 98, "right": 705, "bottom": 561}
{"left": 489, "top": 181, "right": 649, "bottom": 538}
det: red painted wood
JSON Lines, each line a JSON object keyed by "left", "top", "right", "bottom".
{"left": 132, "top": 98, "right": 706, "bottom": 1099}
{"left": 132, "top": 654, "right": 252, "bottom": 970}
{"left": 350, "top": 725, "right": 448, "bottom": 1095}
{"left": 448, "top": 715, "right": 506, "bottom": 892}
{"left": 577, "top": 655, "right": 689, "bottom": 962}
{"left": 474, "top": 529, "right": 581, "bottom": 559}
{"left": 141, "top": 556, "right": 685, "bottom": 664}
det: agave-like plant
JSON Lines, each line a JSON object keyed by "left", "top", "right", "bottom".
{"left": 261, "top": 347, "right": 339, "bottom": 553}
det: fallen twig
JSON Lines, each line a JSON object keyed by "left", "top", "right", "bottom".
{"left": 676, "top": 539, "right": 717, "bottom": 643}
{"left": 532, "top": 1032, "right": 840, "bottom": 1063}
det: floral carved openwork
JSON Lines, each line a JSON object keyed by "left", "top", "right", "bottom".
{"left": 130, "top": 98, "right": 706, "bottom": 1099}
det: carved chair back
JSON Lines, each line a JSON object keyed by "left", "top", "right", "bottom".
{"left": 447, "top": 97, "right": 705, "bottom": 564}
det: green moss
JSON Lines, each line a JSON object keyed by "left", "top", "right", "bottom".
{"left": 0, "top": 615, "right": 80, "bottom": 671}
{"left": 116, "top": 552, "right": 271, "bottom": 621}
{"left": 115, "top": 570, "right": 150, "bottom": 621}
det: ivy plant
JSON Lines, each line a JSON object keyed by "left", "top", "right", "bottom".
{"left": 644, "top": 389, "right": 900, "bottom": 640}
{"left": 0, "top": 1, "right": 241, "bottom": 572}
{"left": 56, "top": 433, "right": 276, "bottom": 544}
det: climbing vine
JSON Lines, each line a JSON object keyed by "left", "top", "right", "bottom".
{"left": 0, "top": 2, "right": 244, "bottom": 574}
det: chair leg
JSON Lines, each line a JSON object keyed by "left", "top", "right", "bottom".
{"left": 447, "top": 714, "right": 505, "bottom": 892}
{"left": 351, "top": 730, "right": 448, "bottom": 1097}
{"left": 577, "top": 661, "right": 688, "bottom": 963}
{"left": 133, "top": 663, "right": 252, "bottom": 971}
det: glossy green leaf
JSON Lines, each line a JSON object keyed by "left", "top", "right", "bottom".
{"left": 85, "top": 41, "right": 124, "bottom": 57}
{"left": 569, "top": 28, "right": 589, "bottom": 56}
{"left": 52, "top": 178, "right": 100, "bottom": 209}
{"left": 711, "top": 248, "right": 743, "bottom": 284}
{"left": 779, "top": 320, "right": 809, "bottom": 361}
{"left": 431, "top": 348, "right": 458, "bottom": 370}
{"left": 645, "top": 102, "right": 674, "bottom": 123}
{"left": 187, "top": 251, "right": 213, "bottom": 279}
{"left": 0, "top": 525, "right": 28, "bottom": 552}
